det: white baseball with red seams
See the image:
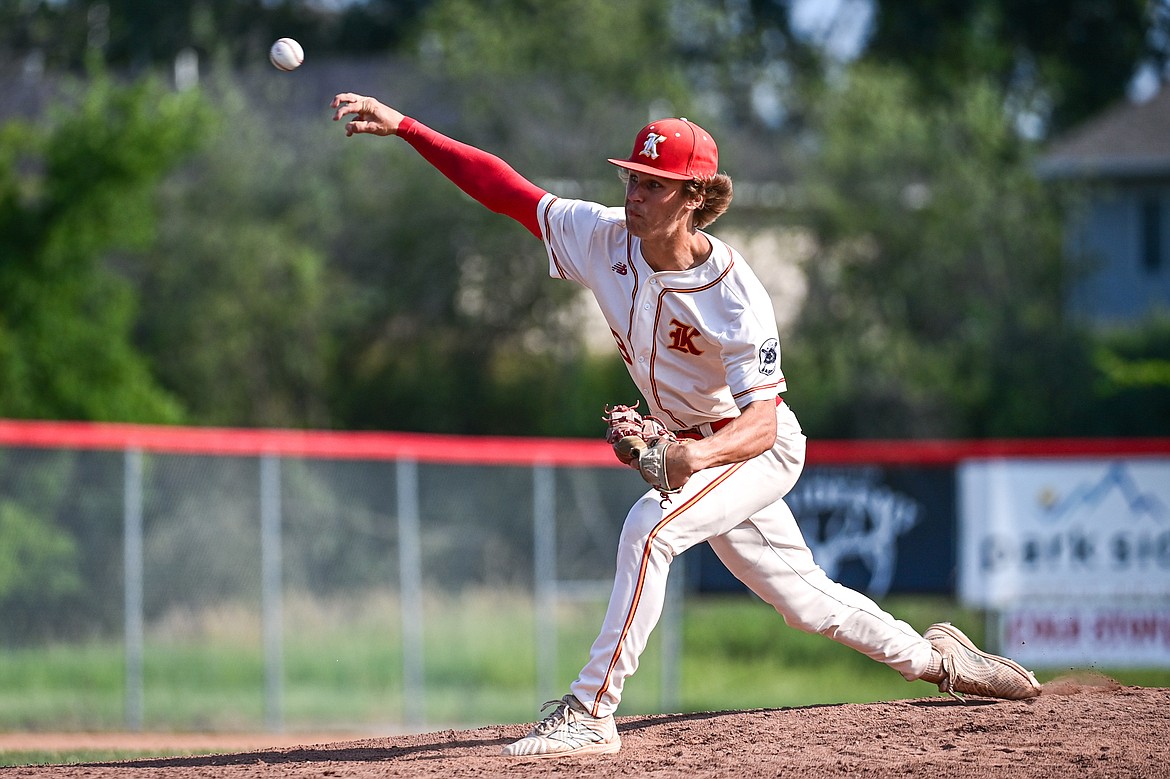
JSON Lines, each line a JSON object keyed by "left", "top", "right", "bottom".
{"left": 269, "top": 38, "right": 304, "bottom": 71}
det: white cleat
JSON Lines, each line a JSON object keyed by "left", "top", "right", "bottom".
{"left": 923, "top": 622, "right": 1042, "bottom": 701}
{"left": 501, "top": 694, "right": 621, "bottom": 758}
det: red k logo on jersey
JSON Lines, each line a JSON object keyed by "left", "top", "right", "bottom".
{"left": 667, "top": 319, "right": 704, "bottom": 355}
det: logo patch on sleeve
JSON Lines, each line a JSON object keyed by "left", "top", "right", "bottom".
{"left": 758, "top": 338, "right": 779, "bottom": 376}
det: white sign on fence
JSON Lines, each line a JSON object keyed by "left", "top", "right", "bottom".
{"left": 959, "top": 457, "right": 1170, "bottom": 667}
{"left": 958, "top": 458, "right": 1170, "bottom": 608}
{"left": 997, "top": 602, "right": 1170, "bottom": 668}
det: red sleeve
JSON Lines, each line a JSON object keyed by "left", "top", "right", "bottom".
{"left": 398, "top": 117, "right": 546, "bottom": 239}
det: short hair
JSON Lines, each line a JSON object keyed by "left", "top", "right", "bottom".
{"left": 685, "top": 174, "right": 733, "bottom": 229}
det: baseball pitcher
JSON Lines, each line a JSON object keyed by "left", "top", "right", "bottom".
{"left": 330, "top": 94, "right": 1042, "bottom": 758}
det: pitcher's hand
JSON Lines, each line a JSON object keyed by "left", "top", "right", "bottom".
{"left": 331, "top": 94, "right": 404, "bottom": 137}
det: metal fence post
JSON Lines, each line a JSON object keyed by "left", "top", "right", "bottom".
{"left": 397, "top": 458, "right": 425, "bottom": 727}
{"left": 260, "top": 454, "right": 284, "bottom": 731}
{"left": 660, "top": 554, "right": 683, "bottom": 712}
{"left": 533, "top": 465, "right": 557, "bottom": 697}
{"left": 123, "top": 448, "right": 144, "bottom": 731}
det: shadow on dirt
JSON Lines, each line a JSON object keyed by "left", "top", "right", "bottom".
{"left": 82, "top": 697, "right": 1006, "bottom": 770}
{"left": 82, "top": 733, "right": 513, "bottom": 769}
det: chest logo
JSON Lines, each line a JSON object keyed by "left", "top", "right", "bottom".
{"left": 667, "top": 319, "right": 704, "bottom": 356}
{"left": 611, "top": 262, "right": 629, "bottom": 275}
{"left": 640, "top": 133, "right": 667, "bottom": 160}
{"left": 759, "top": 338, "right": 779, "bottom": 376}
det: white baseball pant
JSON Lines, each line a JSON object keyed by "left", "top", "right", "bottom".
{"left": 570, "top": 401, "right": 936, "bottom": 718}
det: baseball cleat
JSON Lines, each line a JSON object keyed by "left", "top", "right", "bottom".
{"left": 501, "top": 694, "right": 621, "bottom": 758}
{"left": 923, "top": 622, "right": 1042, "bottom": 701}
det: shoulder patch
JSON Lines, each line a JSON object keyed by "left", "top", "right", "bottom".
{"left": 758, "top": 338, "right": 779, "bottom": 376}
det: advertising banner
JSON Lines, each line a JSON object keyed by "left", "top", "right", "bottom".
{"left": 998, "top": 601, "right": 1170, "bottom": 668}
{"left": 958, "top": 458, "right": 1170, "bottom": 607}
{"left": 690, "top": 465, "right": 956, "bottom": 596}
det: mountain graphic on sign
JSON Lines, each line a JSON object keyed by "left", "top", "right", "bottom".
{"left": 1044, "top": 462, "right": 1167, "bottom": 525}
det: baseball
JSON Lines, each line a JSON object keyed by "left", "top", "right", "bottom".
{"left": 269, "top": 37, "right": 304, "bottom": 71}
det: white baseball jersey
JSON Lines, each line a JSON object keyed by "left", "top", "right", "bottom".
{"left": 537, "top": 194, "right": 785, "bottom": 431}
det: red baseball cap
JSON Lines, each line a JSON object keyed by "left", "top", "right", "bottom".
{"left": 608, "top": 118, "right": 719, "bottom": 181}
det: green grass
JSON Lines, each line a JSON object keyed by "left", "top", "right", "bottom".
{"left": 2, "top": 591, "right": 1168, "bottom": 767}
{"left": 682, "top": 595, "right": 972, "bottom": 709}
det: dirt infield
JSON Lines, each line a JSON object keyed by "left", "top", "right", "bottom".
{"left": 4, "top": 678, "right": 1166, "bottom": 778}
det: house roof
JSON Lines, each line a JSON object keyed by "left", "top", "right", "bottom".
{"left": 1037, "top": 83, "right": 1170, "bottom": 180}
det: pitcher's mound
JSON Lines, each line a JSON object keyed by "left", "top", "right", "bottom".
{"left": 10, "top": 685, "right": 1168, "bottom": 778}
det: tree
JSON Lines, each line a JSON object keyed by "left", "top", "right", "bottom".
{"left": 0, "top": 68, "right": 212, "bottom": 422}
{"left": 122, "top": 61, "right": 636, "bottom": 435}
{"left": 786, "top": 65, "right": 1086, "bottom": 438}
{"left": 865, "top": 0, "right": 1169, "bottom": 135}
{"left": 134, "top": 76, "right": 336, "bottom": 428}
{"left": 0, "top": 497, "right": 83, "bottom": 641}
{"left": 320, "top": 114, "right": 628, "bottom": 435}
{"left": 0, "top": 0, "right": 431, "bottom": 72}
{"left": 1089, "top": 315, "right": 1170, "bottom": 435}
{"left": 417, "top": 0, "right": 689, "bottom": 107}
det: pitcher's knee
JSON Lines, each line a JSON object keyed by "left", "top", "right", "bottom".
{"left": 618, "top": 520, "right": 671, "bottom": 559}
{"left": 620, "top": 496, "right": 664, "bottom": 536}
{"left": 618, "top": 499, "right": 678, "bottom": 558}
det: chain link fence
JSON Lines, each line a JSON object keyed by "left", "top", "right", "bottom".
{"left": 0, "top": 424, "right": 684, "bottom": 732}
{"left": 9, "top": 421, "right": 1144, "bottom": 732}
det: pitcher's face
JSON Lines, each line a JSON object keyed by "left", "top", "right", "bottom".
{"left": 623, "top": 172, "right": 698, "bottom": 240}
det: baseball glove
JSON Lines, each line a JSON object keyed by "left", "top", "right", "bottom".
{"left": 603, "top": 402, "right": 670, "bottom": 446}
{"left": 633, "top": 435, "right": 680, "bottom": 494}
{"left": 603, "top": 403, "right": 681, "bottom": 501}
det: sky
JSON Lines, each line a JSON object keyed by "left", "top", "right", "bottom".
{"left": 789, "top": 0, "right": 874, "bottom": 62}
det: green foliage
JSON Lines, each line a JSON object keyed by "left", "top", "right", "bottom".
{"left": 0, "top": 501, "right": 81, "bottom": 607}
{"left": 1087, "top": 315, "right": 1170, "bottom": 434}
{"left": 0, "top": 68, "right": 212, "bottom": 422}
{"left": 491, "top": 351, "right": 638, "bottom": 438}
{"left": 1095, "top": 315, "right": 1170, "bottom": 390}
{"left": 0, "top": 0, "right": 430, "bottom": 72}
{"left": 865, "top": 0, "right": 1164, "bottom": 134}
{"left": 1096, "top": 350, "right": 1170, "bottom": 388}
{"left": 1, "top": 7, "right": 1164, "bottom": 438}
{"left": 134, "top": 76, "right": 336, "bottom": 428}
{"left": 417, "top": 0, "right": 689, "bottom": 109}
{"left": 0, "top": 449, "right": 129, "bottom": 642}
{"left": 787, "top": 65, "right": 1080, "bottom": 438}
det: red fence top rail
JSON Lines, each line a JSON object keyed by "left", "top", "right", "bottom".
{"left": 0, "top": 419, "right": 616, "bottom": 466}
{"left": 807, "top": 437, "right": 1170, "bottom": 466}
{"left": 0, "top": 419, "right": 1168, "bottom": 467}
